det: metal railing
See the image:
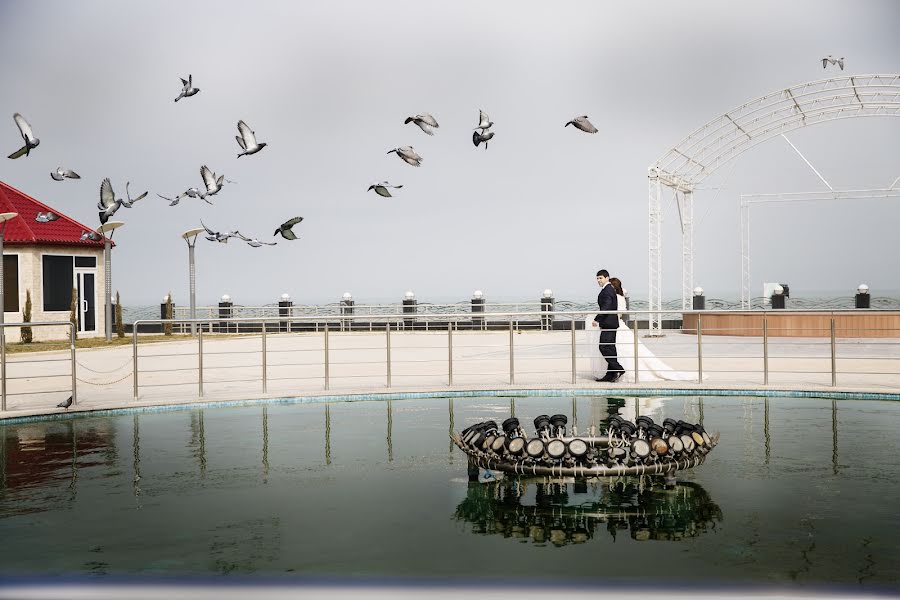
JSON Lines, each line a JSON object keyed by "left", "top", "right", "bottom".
{"left": 128, "top": 309, "right": 900, "bottom": 400}
{"left": 1, "top": 321, "right": 77, "bottom": 411}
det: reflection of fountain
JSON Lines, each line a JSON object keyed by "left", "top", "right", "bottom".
{"left": 454, "top": 478, "right": 722, "bottom": 546}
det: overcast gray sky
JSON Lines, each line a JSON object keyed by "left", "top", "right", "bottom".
{"left": 1, "top": 0, "right": 898, "bottom": 306}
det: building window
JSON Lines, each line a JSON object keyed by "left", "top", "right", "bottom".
{"left": 74, "top": 256, "right": 96, "bottom": 268}
{"left": 42, "top": 255, "right": 74, "bottom": 312}
{"left": 3, "top": 255, "right": 18, "bottom": 313}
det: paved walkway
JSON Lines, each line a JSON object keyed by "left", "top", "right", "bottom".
{"left": 3, "top": 329, "right": 899, "bottom": 420}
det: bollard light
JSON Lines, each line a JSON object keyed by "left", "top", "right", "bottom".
{"left": 542, "top": 289, "right": 553, "bottom": 299}
{"left": 221, "top": 294, "right": 231, "bottom": 302}
{"left": 857, "top": 284, "right": 869, "bottom": 294}
{"left": 856, "top": 284, "right": 871, "bottom": 309}
{"left": 404, "top": 290, "right": 415, "bottom": 300}
{"left": 342, "top": 292, "right": 352, "bottom": 302}
{"left": 472, "top": 290, "right": 483, "bottom": 300}
{"left": 693, "top": 287, "right": 704, "bottom": 296}
{"left": 773, "top": 285, "right": 784, "bottom": 295}
{"left": 281, "top": 293, "right": 291, "bottom": 301}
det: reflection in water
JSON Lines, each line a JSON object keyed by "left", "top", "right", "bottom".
{"left": 448, "top": 399, "right": 455, "bottom": 463}
{"left": 386, "top": 400, "right": 393, "bottom": 462}
{"left": 455, "top": 478, "right": 722, "bottom": 546}
{"left": 831, "top": 401, "right": 838, "bottom": 475}
{"left": 764, "top": 398, "right": 771, "bottom": 464}
{"left": 325, "top": 404, "right": 331, "bottom": 465}
{"left": 132, "top": 415, "right": 141, "bottom": 502}
{"left": 189, "top": 410, "right": 207, "bottom": 477}
{"left": 262, "top": 406, "right": 269, "bottom": 481}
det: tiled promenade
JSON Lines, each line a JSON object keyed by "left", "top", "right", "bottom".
{"left": 2, "top": 329, "right": 899, "bottom": 420}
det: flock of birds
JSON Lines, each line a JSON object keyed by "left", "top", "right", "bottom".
{"left": 5, "top": 75, "right": 299, "bottom": 248}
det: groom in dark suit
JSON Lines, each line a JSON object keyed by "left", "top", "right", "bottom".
{"left": 593, "top": 269, "right": 624, "bottom": 382}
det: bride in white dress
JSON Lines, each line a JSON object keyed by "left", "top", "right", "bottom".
{"left": 584, "top": 278, "right": 696, "bottom": 383}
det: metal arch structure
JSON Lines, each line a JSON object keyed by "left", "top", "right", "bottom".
{"left": 647, "top": 74, "right": 900, "bottom": 333}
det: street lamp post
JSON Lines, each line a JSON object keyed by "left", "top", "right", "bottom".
{"left": 98, "top": 221, "right": 125, "bottom": 343}
{"left": 182, "top": 228, "right": 205, "bottom": 336}
{"left": 0, "top": 212, "right": 19, "bottom": 411}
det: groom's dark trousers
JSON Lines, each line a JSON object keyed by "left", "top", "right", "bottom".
{"left": 594, "top": 284, "right": 624, "bottom": 377}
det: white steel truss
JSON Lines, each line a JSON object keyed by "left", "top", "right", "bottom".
{"left": 740, "top": 187, "right": 900, "bottom": 309}
{"left": 648, "top": 74, "right": 900, "bottom": 333}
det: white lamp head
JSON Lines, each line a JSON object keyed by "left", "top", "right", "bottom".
{"left": 342, "top": 292, "right": 352, "bottom": 301}
{"left": 773, "top": 285, "right": 784, "bottom": 295}
{"left": 280, "top": 293, "right": 291, "bottom": 301}
{"left": 542, "top": 289, "right": 553, "bottom": 299}
{"left": 693, "top": 286, "right": 704, "bottom": 296}
{"left": 98, "top": 221, "right": 125, "bottom": 234}
{"left": 0, "top": 212, "right": 18, "bottom": 224}
{"left": 182, "top": 227, "right": 205, "bottom": 241}
{"left": 857, "top": 284, "right": 869, "bottom": 294}
{"left": 404, "top": 290, "right": 415, "bottom": 300}
{"left": 221, "top": 294, "right": 231, "bottom": 303}
{"left": 472, "top": 290, "right": 483, "bottom": 300}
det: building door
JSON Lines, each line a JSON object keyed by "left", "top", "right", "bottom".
{"left": 75, "top": 270, "right": 96, "bottom": 334}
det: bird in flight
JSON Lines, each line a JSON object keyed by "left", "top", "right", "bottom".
{"left": 404, "top": 113, "right": 440, "bottom": 136}
{"left": 36, "top": 211, "right": 60, "bottom": 223}
{"left": 274, "top": 217, "right": 303, "bottom": 240}
{"left": 51, "top": 167, "right": 81, "bottom": 181}
{"left": 565, "top": 115, "right": 598, "bottom": 134}
{"left": 7, "top": 113, "right": 40, "bottom": 159}
{"left": 367, "top": 182, "right": 403, "bottom": 198}
{"left": 387, "top": 146, "right": 423, "bottom": 167}
{"left": 201, "top": 220, "right": 239, "bottom": 243}
{"left": 236, "top": 120, "right": 267, "bottom": 157}
{"left": 174, "top": 74, "right": 200, "bottom": 102}
{"left": 120, "top": 182, "right": 148, "bottom": 208}
{"left": 821, "top": 55, "right": 844, "bottom": 70}
{"left": 472, "top": 130, "right": 494, "bottom": 149}
{"left": 98, "top": 178, "right": 123, "bottom": 225}
{"left": 200, "top": 165, "right": 232, "bottom": 197}
{"left": 234, "top": 232, "right": 277, "bottom": 247}
{"left": 475, "top": 110, "right": 493, "bottom": 132}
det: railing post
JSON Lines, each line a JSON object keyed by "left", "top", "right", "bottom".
{"left": 763, "top": 316, "right": 769, "bottom": 385}
{"left": 70, "top": 323, "right": 77, "bottom": 405}
{"left": 386, "top": 322, "right": 392, "bottom": 388}
{"left": 1, "top": 323, "right": 6, "bottom": 411}
{"left": 448, "top": 321, "right": 453, "bottom": 386}
{"left": 198, "top": 325, "right": 204, "bottom": 397}
{"left": 696, "top": 313, "right": 703, "bottom": 383}
{"left": 830, "top": 317, "right": 837, "bottom": 387}
{"left": 324, "top": 322, "right": 330, "bottom": 391}
{"left": 261, "top": 320, "right": 267, "bottom": 394}
{"left": 570, "top": 318, "right": 576, "bottom": 385}
{"left": 509, "top": 320, "right": 515, "bottom": 385}
{"left": 633, "top": 314, "right": 640, "bottom": 383}
{"left": 133, "top": 321, "right": 139, "bottom": 400}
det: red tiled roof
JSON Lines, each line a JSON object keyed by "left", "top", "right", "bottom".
{"left": 0, "top": 180, "right": 112, "bottom": 248}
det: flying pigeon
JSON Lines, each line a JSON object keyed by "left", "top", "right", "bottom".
{"left": 475, "top": 110, "right": 493, "bottom": 132}
{"left": 404, "top": 113, "right": 440, "bottom": 136}
{"left": 120, "top": 182, "right": 148, "bottom": 208}
{"left": 80, "top": 230, "right": 102, "bottom": 242}
{"left": 50, "top": 167, "right": 81, "bottom": 181}
{"left": 234, "top": 232, "right": 277, "bottom": 247}
{"left": 387, "top": 146, "right": 423, "bottom": 167}
{"left": 157, "top": 193, "right": 181, "bottom": 206}
{"left": 174, "top": 74, "right": 200, "bottom": 102}
{"left": 98, "top": 178, "right": 123, "bottom": 225}
{"left": 7, "top": 113, "right": 40, "bottom": 159}
{"left": 57, "top": 395, "right": 73, "bottom": 409}
{"left": 200, "top": 165, "right": 231, "bottom": 196}
{"left": 565, "top": 115, "right": 598, "bottom": 134}
{"left": 472, "top": 130, "right": 495, "bottom": 149}
{"left": 367, "top": 182, "right": 403, "bottom": 198}
{"left": 236, "top": 120, "right": 267, "bottom": 157}
{"left": 36, "top": 211, "right": 60, "bottom": 223}
{"left": 274, "top": 217, "right": 303, "bottom": 240}
{"left": 822, "top": 55, "right": 845, "bottom": 70}
{"left": 201, "top": 220, "right": 239, "bottom": 243}
{"left": 184, "top": 187, "right": 212, "bottom": 204}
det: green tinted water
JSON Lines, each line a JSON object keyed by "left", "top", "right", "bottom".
{"left": 0, "top": 396, "right": 897, "bottom": 588}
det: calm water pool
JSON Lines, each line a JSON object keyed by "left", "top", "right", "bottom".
{"left": 0, "top": 395, "right": 897, "bottom": 590}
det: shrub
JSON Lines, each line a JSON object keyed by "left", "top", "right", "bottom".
{"left": 115, "top": 291, "right": 124, "bottom": 338}
{"left": 20, "top": 289, "right": 32, "bottom": 344}
{"left": 164, "top": 292, "right": 173, "bottom": 336}
{"left": 69, "top": 287, "right": 78, "bottom": 340}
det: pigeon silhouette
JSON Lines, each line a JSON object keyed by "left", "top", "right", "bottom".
{"left": 475, "top": 109, "right": 493, "bottom": 132}
{"left": 51, "top": 167, "right": 80, "bottom": 181}
{"left": 234, "top": 232, "right": 277, "bottom": 247}
{"left": 565, "top": 115, "right": 598, "bottom": 134}
{"left": 404, "top": 113, "right": 439, "bottom": 136}
{"left": 7, "top": 113, "right": 39, "bottom": 159}
{"left": 120, "top": 182, "right": 148, "bottom": 208}
{"left": 57, "top": 395, "right": 73, "bottom": 409}
{"left": 80, "top": 230, "right": 102, "bottom": 242}
{"left": 201, "top": 219, "right": 239, "bottom": 243}
{"left": 98, "top": 178, "right": 123, "bottom": 225}
{"left": 36, "top": 211, "right": 59, "bottom": 223}
{"left": 472, "top": 130, "right": 495, "bottom": 149}
{"left": 274, "top": 217, "right": 303, "bottom": 240}
{"left": 367, "top": 182, "right": 403, "bottom": 198}
{"left": 236, "top": 120, "right": 267, "bottom": 157}
{"left": 174, "top": 74, "right": 200, "bottom": 102}
{"left": 821, "top": 55, "right": 845, "bottom": 70}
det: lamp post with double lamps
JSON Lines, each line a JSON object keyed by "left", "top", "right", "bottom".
{"left": 98, "top": 221, "right": 125, "bottom": 342}
{"left": 182, "top": 228, "right": 205, "bottom": 336}
{"left": 0, "top": 212, "right": 19, "bottom": 410}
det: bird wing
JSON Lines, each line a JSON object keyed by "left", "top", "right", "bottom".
{"left": 188, "top": 73, "right": 192, "bottom": 86}
{"left": 415, "top": 121, "right": 434, "bottom": 135}
{"left": 51, "top": 170, "right": 64, "bottom": 181}
{"left": 232, "top": 230, "right": 251, "bottom": 242}
{"left": 200, "top": 165, "right": 217, "bottom": 191}
{"left": 280, "top": 229, "right": 298, "bottom": 240}
{"left": 237, "top": 120, "right": 257, "bottom": 146}
{"left": 7, "top": 145, "right": 27, "bottom": 159}
{"left": 235, "top": 135, "right": 246, "bottom": 150}
{"left": 419, "top": 113, "right": 439, "bottom": 128}
{"left": 100, "top": 178, "right": 116, "bottom": 208}
{"left": 13, "top": 113, "right": 35, "bottom": 142}
{"left": 262, "top": 240, "right": 278, "bottom": 246}
{"left": 282, "top": 216, "right": 303, "bottom": 228}
{"left": 64, "top": 169, "right": 80, "bottom": 179}
{"left": 580, "top": 118, "right": 598, "bottom": 133}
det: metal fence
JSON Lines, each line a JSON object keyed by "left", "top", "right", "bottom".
{"left": 1, "top": 321, "right": 77, "bottom": 411}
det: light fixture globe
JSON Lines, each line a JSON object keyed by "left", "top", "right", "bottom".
{"left": 280, "top": 293, "right": 291, "bottom": 301}
{"left": 542, "top": 289, "right": 553, "bottom": 299}
{"left": 342, "top": 292, "right": 352, "bottom": 301}
{"left": 221, "top": 294, "right": 231, "bottom": 303}
{"left": 858, "top": 284, "right": 869, "bottom": 294}
{"left": 773, "top": 285, "right": 784, "bottom": 295}
{"left": 162, "top": 295, "right": 170, "bottom": 303}
{"left": 693, "top": 286, "right": 704, "bottom": 296}
{"left": 404, "top": 290, "right": 415, "bottom": 300}
{"left": 472, "top": 290, "right": 483, "bottom": 300}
